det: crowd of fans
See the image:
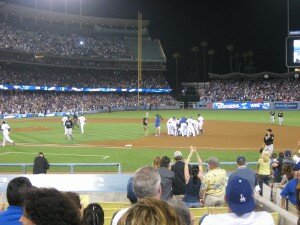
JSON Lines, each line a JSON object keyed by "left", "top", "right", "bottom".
{"left": 200, "top": 79, "right": 300, "bottom": 102}
{"left": 0, "top": 23, "right": 135, "bottom": 60}
{"left": 0, "top": 91, "right": 177, "bottom": 114}
{"left": 0, "top": 67, "right": 169, "bottom": 89}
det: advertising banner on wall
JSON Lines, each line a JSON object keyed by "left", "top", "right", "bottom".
{"left": 274, "top": 102, "right": 298, "bottom": 110}
{"left": 212, "top": 102, "right": 270, "bottom": 110}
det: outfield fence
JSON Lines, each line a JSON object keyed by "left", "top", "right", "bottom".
{"left": 0, "top": 163, "right": 122, "bottom": 174}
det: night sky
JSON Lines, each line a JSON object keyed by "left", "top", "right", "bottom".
{"left": 4, "top": 0, "right": 300, "bottom": 84}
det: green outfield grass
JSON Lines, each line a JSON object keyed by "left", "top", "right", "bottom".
{"left": 0, "top": 110, "right": 299, "bottom": 173}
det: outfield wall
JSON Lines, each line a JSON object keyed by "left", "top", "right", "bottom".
{"left": 190, "top": 101, "right": 300, "bottom": 110}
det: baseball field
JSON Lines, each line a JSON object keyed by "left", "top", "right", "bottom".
{"left": 0, "top": 110, "right": 299, "bottom": 173}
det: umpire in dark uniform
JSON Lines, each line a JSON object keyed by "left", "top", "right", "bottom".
{"left": 33, "top": 152, "right": 50, "bottom": 174}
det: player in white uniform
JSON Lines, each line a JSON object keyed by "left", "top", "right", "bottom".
{"left": 166, "top": 117, "right": 173, "bottom": 135}
{"left": 186, "top": 118, "right": 196, "bottom": 137}
{"left": 198, "top": 113, "right": 204, "bottom": 133}
{"left": 62, "top": 116, "right": 68, "bottom": 135}
{"left": 78, "top": 115, "right": 86, "bottom": 134}
{"left": 1, "top": 121, "right": 15, "bottom": 147}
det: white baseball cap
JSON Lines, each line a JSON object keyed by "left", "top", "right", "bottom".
{"left": 174, "top": 151, "right": 182, "bottom": 158}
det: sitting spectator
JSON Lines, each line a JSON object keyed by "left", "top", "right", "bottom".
{"left": 280, "top": 177, "right": 298, "bottom": 215}
{"left": 111, "top": 166, "right": 161, "bottom": 225}
{"left": 200, "top": 157, "right": 227, "bottom": 207}
{"left": 200, "top": 176, "right": 274, "bottom": 225}
{"left": 228, "top": 156, "right": 256, "bottom": 191}
{"left": 168, "top": 197, "right": 192, "bottom": 225}
{"left": 118, "top": 197, "right": 180, "bottom": 225}
{"left": 158, "top": 156, "right": 175, "bottom": 201}
{"left": 126, "top": 177, "right": 137, "bottom": 204}
{"left": 183, "top": 146, "right": 203, "bottom": 208}
{"left": 20, "top": 188, "right": 81, "bottom": 225}
{"left": 0, "top": 177, "right": 33, "bottom": 225}
{"left": 257, "top": 151, "right": 271, "bottom": 196}
{"left": 152, "top": 156, "right": 160, "bottom": 170}
{"left": 81, "top": 203, "right": 104, "bottom": 225}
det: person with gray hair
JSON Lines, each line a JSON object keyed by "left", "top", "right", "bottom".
{"left": 168, "top": 197, "right": 192, "bottom": 225}
{"left": 111, "top": 166, "right": 162, "bottom": 225}
{"left": 200, "top": 157, "right": 227, "bottom": 207}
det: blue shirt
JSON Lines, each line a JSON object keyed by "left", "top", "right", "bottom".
{"left": 280, "top": 178, "right": 298, "bottom": 205}
{"left": 0, "top": 205, "right": 23, "bottom": 225}
{"left": 155, "top": 116, "right": 161, "bottom": 127}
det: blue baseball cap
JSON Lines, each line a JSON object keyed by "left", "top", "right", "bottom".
{"left": 226, "top": 176, "right": 255, "bottom": 215}
{"left": 127, "top": 177, "right": 137, "bottom": 204}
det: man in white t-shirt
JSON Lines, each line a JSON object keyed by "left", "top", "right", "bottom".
{"left": 200, "top": 176, "right": 274, "bottom": 225}
{"left": 1, "top": 121, "right": 15, "bottom": 147}
{"left": 78, "top": 115, "right": 86, "bottom": 134}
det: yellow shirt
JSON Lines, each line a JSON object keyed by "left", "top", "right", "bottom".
{"left": 258, "top": 158, "right": 270, "bottom": 175}
{"left": 201, "top": 168, "right": 227, "bottom": 196}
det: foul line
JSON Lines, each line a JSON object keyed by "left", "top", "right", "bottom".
{"left": 0, "top": 151, "right": 109, "bottom": 159}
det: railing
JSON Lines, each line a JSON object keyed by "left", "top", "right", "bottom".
{"left": 0, "top": 163, "right": 122, "bottom": 174}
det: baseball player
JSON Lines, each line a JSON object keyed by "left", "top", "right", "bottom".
{"left": 1, "top": 121, "right": 15, "bottom": 147}
{"left": 62, "top": 116, "right": 68, "bottom": 135}
{"left": 65, "top": 117, "right": 74, "bottom": 140}
{"left": 263, "top": 128, "right": 274, "bottom": 155}
{"left": 198, "top": 113, "right": 204, "bottom": 133}
{"left": 186, "top": 117, "right": 196, "bottom": 137}
{"left": 143, "top": 117, "right": 148, "bottom": 136}
{"left": 179, "top": 117, "right": 187, "bottom": 137}
{"left": 278, "top": 111, "right": 284, "bottom": 125}
{"left": 78, "top": 115, "right": 86, "bottom": 134}
{"left": 269, "top": 110, "right": 275, "bottom": 123}
{"left": 166, "top": 117, "right": 174, "bottom": 135}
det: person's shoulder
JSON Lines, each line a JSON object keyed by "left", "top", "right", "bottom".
{"left": 111, "top": 207, "right": 129, "bottom": 225}
{"left": 254, "top": 211, "right": 274, "bottom": 222}
{"left": 200, "top": 213, "right": 231, "bottom": 224}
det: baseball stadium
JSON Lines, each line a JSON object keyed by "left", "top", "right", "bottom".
{"left": 0, "top": 1, "right": 299, "bottom": 225}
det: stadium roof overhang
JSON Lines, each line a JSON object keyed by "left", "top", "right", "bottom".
{"left": 0, "top": 1, "right": 149, "bottom": 28}
{"left": 208, "top": 72, "right": 299, "bottom": 80}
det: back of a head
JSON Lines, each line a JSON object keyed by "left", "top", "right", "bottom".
{"left": 167, "top": 197, "right": 191, "bottom": 225}
{"left": 236, "top": 156, "right": 246, "bottom": 166}
{"left": 118, "top": 197, "right": 180, "bottom": 225}
{"left": 133, "top": 166, "right": 161, "bottom": 199}
{"left": 23, "top": 188, "right": 81, "bottom": 225}
{"left": 64, "top": 191, "right": 82, "bottom": 211}
{"left": 159, "top": 156, "right": 171, "bottom": 168}
{"left": 208, "top": 157, "right": 219, "bottom": 168}
{"left": 7, "top": 177, "right": 33, "bottom": 206}
{"left": 82, "top": 203, "right": 104, "bottom": 225}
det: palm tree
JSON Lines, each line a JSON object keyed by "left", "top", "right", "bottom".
{"left": 234, "top": 53, "right": 239, "bottom": 72}
{"left": 200, "top": 41, "right": 208, "bottom": 90}
{"left": 173, "top": 51, "right": 181, "bottom": 91}
{"left": 191, "top": 46, "right": 199, "bottom": 86}
{"left": 248, "top": 51, "right": 254, "bottom": 74}
{"left": 242, "top": 52, "right": 248, "bottom": 73}
{"left": 226, "top": 44, "right": 234, "bottom": 73}
{"left": 207, "top": 49, "right": 215, "bottom": 73}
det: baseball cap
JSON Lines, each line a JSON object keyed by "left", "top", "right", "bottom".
{"left": 226, "top": 176, "right": 255, "bottom": 215}
{"left": 236, "top": 156, "right": 246, "bottom": 165}
{"left": 267, "top": 128, "right": 272, "bottom": 132}
{"left": 127, "top": 177, "right": 137, "bottom": 204}
{"left": 174, "top": 151, "right": 182, "bottom": 158}
{"left": 284, "top": 150, "right": 292, "bottom": 158}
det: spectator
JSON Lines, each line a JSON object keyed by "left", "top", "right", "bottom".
{"left": 183, "top": 146, "right": 203, "bottom": 208}
{"left": 257, "top": 151, "right": 271, "bottom": 196}
{"left": 81, "top": 203, "right": 104, "bottom": 225}
{"left": 20, "top": 188, "right": 81, "bottom": 225}
{"left": 200, "top": 157, "right": 227, "bottom": 207}
{"left": 111, "top": 166, "right": 161, "bottom": 225}
{"left": 64, "top": 192, "right": 83, "bottom": 216}
{"left": 200, "top": 176, "right": 274, "bottom": 225}
{"left": 152, "top": 156, "right": 160, "bottom": 170}
{"left": 157, "top": 156, "right": 175, "bottom": 201}
{"left": 280, "top": 178, "right": 298, "bottom": 215}
{"left": 171, "top": 150, "right": 186, "bottom": 197}
{"left": 0, "top": 177, "right": 33, "bottom": 225}
{"left": 33, "top": 152, "right": 50, "bottom": 174}
{"left": 228, "top": 156, "right": 256, "bottom": 191}
{"left": 118, "top": 197, "right": 180, "bottom": 225}
{"left": 126, "top": 177, "right": 137, "bottom": 204}
{"left": 168, "top": 197, "right": 192, "bottom": 225}
{"left": 271, "top": 152, "right": 284, "bottom": 183}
